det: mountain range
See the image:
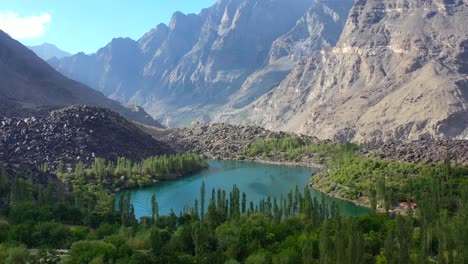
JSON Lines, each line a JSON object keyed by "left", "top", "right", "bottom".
{"left": 0, "top": 30, "right": 161, "bottom": 127}
{"left": 28, "top": 43, "right": 71, "bottom": 60}
{"left": 47, "top": 0, "right": 468, "bottom": 142}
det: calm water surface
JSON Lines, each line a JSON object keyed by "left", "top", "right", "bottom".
{"left": 117, "top": 160, "right": 370, "bottom": 219}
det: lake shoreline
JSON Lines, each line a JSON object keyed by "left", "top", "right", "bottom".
{"left": 216, "top": 156, "right": 376, "bottom": 211}
{"left": 169, "top": 156, "right": 372, "bottom": 211}
{"left": 211, "top": 156, "right": 325, "bottom": 169}
{"left": 209, "top": 156, "right": 361, "bottom": 208}
{"left": 117, "top": 159, "right": 370, "bottom": 218}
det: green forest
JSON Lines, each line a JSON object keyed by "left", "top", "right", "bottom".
{"left": 242, "top": 136, "right": 359, "bottom": 162}
{"left": 57, "top": 154, "right": 208, "bottom": 190}
{"left": 0, "top": 145, "right": 467, "bottom": 263}
{"left": 312, "top": 153, "right": 468, "bottom": 211}
{"left": 0, "top": 152, "right": 467, "bottom": 263}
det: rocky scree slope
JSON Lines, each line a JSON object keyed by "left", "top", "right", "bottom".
{"left": 0, "top": 106, "right": 174, "bottom": 170}
{"left": 49, "top": 0, "right": 354, "bottom": 126}
{"left": 139, "top": 123, "right": 322, "bottom": 164}
{"left": 222, "top": 0, "right": 468, "bottom": 142}
{"left": 362, "top": 139, "right": 468, "bottom": 165}
{"left": 0, "top": 30, "right": 161, "bottom": 127}
{"left": 140, "top": 123, "right": 468, "bottom": 166}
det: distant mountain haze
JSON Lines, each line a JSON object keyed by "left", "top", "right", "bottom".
{"left": 48, "top": 0, "right": 468, "bottom": 142}
{"left": 28, "top": 43, "right": 71, "bottom": 60}
{"left": 0, "top": 30, "right": 162, "bottom": 127}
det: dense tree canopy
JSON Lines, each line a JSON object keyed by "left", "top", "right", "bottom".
{"left": 58, "top": 154, "right": 208, "bottom": 190}
{"left": 0, "top": 151, "right": 466, "bottom": 263}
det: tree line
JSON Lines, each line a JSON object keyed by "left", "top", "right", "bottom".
{"left": 58, "top": 154, "right": 208, "bottom": 190}
{"left": 243, "top": 136, "right": 359, "bottom": 162}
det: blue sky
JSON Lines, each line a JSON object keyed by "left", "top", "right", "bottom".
{"left": 0, "top": 0, "right": 217, "bottom": 54}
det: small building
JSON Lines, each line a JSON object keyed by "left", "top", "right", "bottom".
{"left": 399, "top": 202, "right": 417, "bottom": 209}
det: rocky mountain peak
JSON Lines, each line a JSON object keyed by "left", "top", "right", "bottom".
{"left": 169, "top": 11, "right": 202, "bottom": 31}
{"left": 106, "top": 37, "right": 137, "bottom": 49}
{"left": 269, "top": 0, "right": 354, "bottom": 63}
{"left": 138, "top": 24, "right": 170, "bottom": 55}
{"left": 27, "top": 43, "right": 71, "bottom": 60}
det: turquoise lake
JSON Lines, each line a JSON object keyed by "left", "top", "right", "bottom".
{"left": 117, "top": 160, "right": 370, "bottom": 219}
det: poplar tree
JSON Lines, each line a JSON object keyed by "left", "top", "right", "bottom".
{"left": 0, "top": 165, "right": 8, "bottom": 197}
{"left": 151, "top": 193, "right": 159, "bottom": 223}
{"left": 200, "top": 181, "right": 205, "bottom": 222}
{"left": 241, "top": 192, "right": 247, "bottom": 214}
{"left": 319, "top": 220, "right": 333, "bottom": 264}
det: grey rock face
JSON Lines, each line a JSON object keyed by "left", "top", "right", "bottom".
{"left": 223, "top": 0, "right": 468, "bottom": 142}
{"left": 269, "top": 0, "right": 353, "bottom": 63}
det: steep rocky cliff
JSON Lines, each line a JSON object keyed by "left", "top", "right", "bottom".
{"left": 49, "top": 0, "right": 353, "bottom": 126}
{"left": 221, "top": 0, "right": 468, "bottom": 142}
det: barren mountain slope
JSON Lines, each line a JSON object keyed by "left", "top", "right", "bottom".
{"left": 49, "top": 0, "right": 354, "bottom": 126}
{"left": 0, "top": 30, "right": 161, "bottom": 126}
{"left": 220, "top": 0, "right": 468, "bottom": 142}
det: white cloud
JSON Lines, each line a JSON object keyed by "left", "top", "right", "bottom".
{"left": 0, "top": 11, "right": 51, "bottom": 39}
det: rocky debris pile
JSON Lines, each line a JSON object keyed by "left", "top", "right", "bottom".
{"left": 142, "top": 123, "right": 322, "bottom": 165}
{"left": 0, "top": 105, "right": 174, "bottom": 170}
{"left": 145, "top": 123, "right": 273, "bottom": 159}
{"left": 152, "top": 123, "right": 467, "bottom": 166}
{"left": 363, "top": 140, "right": 468, "bottom": 165}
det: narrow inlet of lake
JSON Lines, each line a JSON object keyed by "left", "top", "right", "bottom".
{"left": 116, "top": 160, "right": 370, "bottom": 219}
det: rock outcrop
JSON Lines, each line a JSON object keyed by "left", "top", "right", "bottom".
{"left": 0, "top": 106, "right": 174, "bottom": 169}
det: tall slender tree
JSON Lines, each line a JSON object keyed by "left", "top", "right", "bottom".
{"left": 151, "top": 193, "right": 159, "bottom": 223}
{"left": 200, "top": 181, "right": 205, "bottom": 222}
{"left": 0, "top": 165, "right": 8, "bottom": 197}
